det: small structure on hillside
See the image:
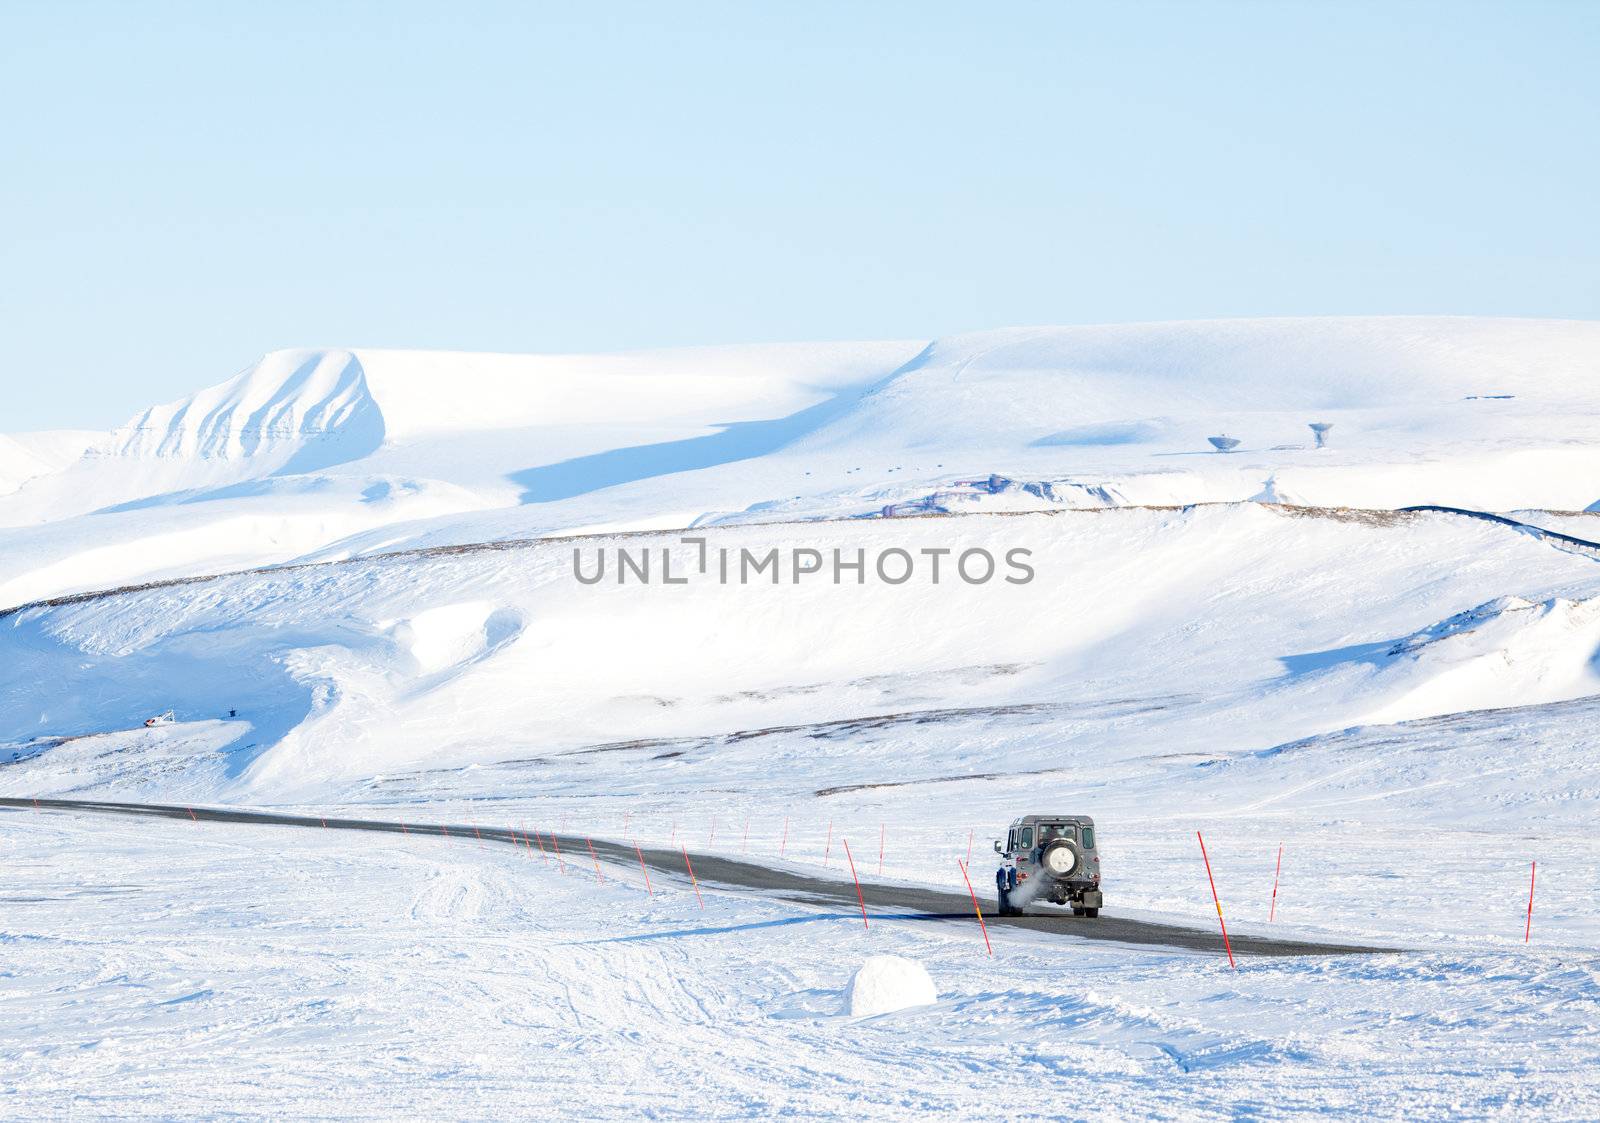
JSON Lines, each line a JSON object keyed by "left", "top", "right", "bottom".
{"left": 1207, "top": 435, "right": 1241, "bottom": 453}
{"left": 1309, "top": 421, "right": 1333, "bottom": 449}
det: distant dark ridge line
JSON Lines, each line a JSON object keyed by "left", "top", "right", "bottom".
{"left": 3, "top": 502, "right": 1583, "bottom": 621}
{"left": 1399, "top": 505, "right": 1600, "bottom": 555}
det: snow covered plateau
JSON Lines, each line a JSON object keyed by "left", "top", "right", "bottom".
{"left": 5, "top": 316, "right": 1600, "bottom": 1119}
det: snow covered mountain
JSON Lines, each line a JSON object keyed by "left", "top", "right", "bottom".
{"left": 7, "top": 315, "right": 1600, "bottom": 778}
{"left": 9, "top": 315, "right": 1600, "bottom": 1117}
{"left": 4, "top": 316, "right": 1599, "bottom": 611}
{"left": 6, "top": 312, "right": 1600, "bottom": 813}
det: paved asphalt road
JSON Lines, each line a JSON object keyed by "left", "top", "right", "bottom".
{"left": 4, "top": 796, "right": 1393, "bottom": 958}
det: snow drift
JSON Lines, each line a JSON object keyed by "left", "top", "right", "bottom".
{"left": 845, "top": 957, "right": 938, "bottom": 1018}
{"left": 5, "top": 503, "right": 1600, "bottom": 803}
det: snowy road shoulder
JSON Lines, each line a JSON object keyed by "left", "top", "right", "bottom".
{"left": 4, "top": 809, "right": 1597, "bottom": 1118}
{"left": 2, "top": 797, "right": 1392, "bottom": 959}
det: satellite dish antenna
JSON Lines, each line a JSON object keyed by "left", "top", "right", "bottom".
{"left": 1308, "top": 421, "right": 1333, "bottom": 449}
{"left": 1207, "top": 435, "right": 1241, "bottom": 452}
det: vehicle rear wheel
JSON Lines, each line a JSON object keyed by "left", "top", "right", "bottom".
{"left": 997, "top": 890, "right": 1012, "bottom": 917}
{"left": 1084, "top": 907, "right": 1099, "bottom": 918}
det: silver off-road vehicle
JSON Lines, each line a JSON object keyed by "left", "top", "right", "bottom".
{"left": 994, "top": 814, "right": 1102, "bottom": 917}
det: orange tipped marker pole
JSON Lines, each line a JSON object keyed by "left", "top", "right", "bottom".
{"left": 824, "top": 821, "right": 833, "bottom": 866}
{"left": 1525, "top": 860, "right": 1537, "bottom": 943}
{"left": 586, "top": 837, "right": 604, "bottom": 883}
{"left": 958, "top": 860, "right": 993, "bottom": 956}
{"left": 682, "top": 845, "right": 703, "bottom": 908}
{"left": 780, "top": 816, "right": 788, "bottom": 858}
{"left": 1197, "top": 831, "right": 1236, "bottom": 969}
{"left": 1269, "top": 842, "right": 1283, "bottom": 922}
{"left": 635, "top": 842, "right": 653, "bottom": 896}
{"left": 843, "top": 839, "right": 869, "bottom": 930}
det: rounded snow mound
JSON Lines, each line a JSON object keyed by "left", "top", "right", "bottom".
{"left": 844, "top": 955, "right": 938, "bottom": 1018}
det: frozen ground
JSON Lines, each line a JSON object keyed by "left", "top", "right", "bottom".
{"left": 5, "top": 318, "right": 1600, "bottom": 1117}
{"left": 5, "top": 808, "right": 1597, "bottom": 1120}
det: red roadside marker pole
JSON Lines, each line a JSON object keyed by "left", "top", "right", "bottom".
{"left": 957, "top": 860, "right": 993, "bottom": 956}
{"left": 586, "top": 837, "right": 604, "bottom": 883}
{"left": 529, "top": 824, "right": 548, "bottom": 862}
{"left": 1525, "top": 860, "right": 1537, "bottom": 943}
{"left": 682, "top": 846, "right": 704, "bottom": 908}
{"left": 742, "top": 817, "right": 749, "bottom": 855}
{"left": 441, "top": 824, "right": 453, "bottom": 845}
{"left": 635, "top": 843, "right": 653, "bottom": 896}
{"left": 1197, "top": 831, "right": 1236, "bottom": 969}
{"left": 878, "top": 823, "right": 885, "bottom": 876}
{"left": 843, "top": 839, "right": 869, "bottom": 930}
{"left": 824, "top": 821, "right": 833, "bottom": 866}
{"left": 780, "top": 816, "right": 789, "bottom": 858}
{"left": 551, "top": 832, "right": 566, "bottom": 873}
{"left": 1269, "top": 842, "right": 1283, "bottom": 922}
{"left": 966, "top": 829, "right": 973, "bottom": 865}
{"left": 187, "top": 807, "right": 198, "bottom": 822}
{"left": 709, "top": 816, "right": 717, "bottom": 847}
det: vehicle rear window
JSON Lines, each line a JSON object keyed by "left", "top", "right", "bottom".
{"left": 1081, "top": 826, "right": 1095, "bottom": 850}
{"left": 1020, "top": 827, "right": 1034, "bottom": 848}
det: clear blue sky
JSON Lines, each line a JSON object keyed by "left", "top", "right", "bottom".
{"left": 4, "top": 0, "right": 1596, "bottom": 431}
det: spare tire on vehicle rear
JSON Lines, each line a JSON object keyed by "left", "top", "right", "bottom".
{"left": 1039, "top": 838, "right": 1082, "bottom": 879}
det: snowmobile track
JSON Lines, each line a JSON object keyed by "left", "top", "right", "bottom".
{"left": 5, "top": 796, "right": 1393, "bottom": 959}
